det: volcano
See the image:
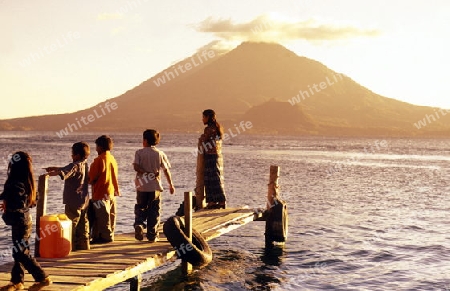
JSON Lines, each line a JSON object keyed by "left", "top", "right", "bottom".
{"left": 1, "top": 42, "right": 449, "bottom": 137}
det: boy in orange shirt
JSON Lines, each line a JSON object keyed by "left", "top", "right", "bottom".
{"left": 88, "top": 135, "right": 120, "bottom": 244}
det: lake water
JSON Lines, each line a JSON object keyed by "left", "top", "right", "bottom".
{"left": 0, "top": 132, "right": 449, "bottom": 290}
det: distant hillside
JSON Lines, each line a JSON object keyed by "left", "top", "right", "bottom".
{"left": 243, "top": 99, "right": 317, "bottom": 134}
{"left": 1, "top": 41, "right": 450, "bottom": 137}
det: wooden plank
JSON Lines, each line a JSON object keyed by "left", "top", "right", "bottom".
{"left": 38, "top": 262, "right": 123, "bottom": 271}
{"left": 0, "top": 273, "right": 86, "bottom": 290}
{"left": 71, "top": 252, "right": 177, "bottom": 291}
{"left": 194, "top": 210, "right": 255, "bottom": 233}
{"left": 0, "top": 273, "right": 12, "bottom": 281}
{"left": 0, "top": 207, "right": 259, "bottom": 291}
{"left": 203, "top": 214, "right": 256, "bottom": 241}
{"left": 45, "top": 275, "right": 100, "bottom": 285}
{"left": 37, "top": 267, "right": 114, "bottom": 277}
{"left": 184, "top": 208, "right": 253, "bottom": 231}
{"left": 32, "top": 284, "right": 84, "bottom": 291}
{"left": 196, "top": 211, "right": 253, "bottom": 230}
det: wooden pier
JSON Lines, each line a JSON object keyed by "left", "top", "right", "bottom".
{"left": 0, "top": 207, "right": 262, "bottom": 290}
{"left": 0, "top": 165, "right": 287, "bottom": 290}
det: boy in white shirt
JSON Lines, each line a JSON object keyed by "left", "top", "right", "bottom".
{"left": 133, "top": 129, "right": 175, "bottom": 242}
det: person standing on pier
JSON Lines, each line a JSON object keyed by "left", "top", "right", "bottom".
{"left": 199, "top": 109, "right": 227, "bottom": 209}
{"left": 89, "top": 135, "right": 120, "bottom": 244}
{"left": 44, "top": 141, "right": 91, "bottom": 251}
{"left": 133, "top": 129, "right": 175, "bottom": 242}
{"left": 0, "top": 151, "right": 52, "bottom": 291}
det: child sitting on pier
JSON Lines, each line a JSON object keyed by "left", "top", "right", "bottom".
{"left": 44, "top": 141, "right": 91, "bottom": 251}
{"left": 133, "top": 129, "right": 175, "bottom": 242}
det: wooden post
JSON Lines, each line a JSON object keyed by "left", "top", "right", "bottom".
{"left": 267, "top": 165, "right": 280, "bottom": 209}
{"left": 265, "top": 166, "right": 288, "bottom": 245}
{"left": 35, "top": 174, "right": 48, "bottom": 257}
{"left": 194, "top": 147, "right": 206, "bottom": 209}
{"left": 182, "top": 191, "right": 193, "bottom": 274}
{"left": 128, "top": 274, "right": 142, "bottom": 291}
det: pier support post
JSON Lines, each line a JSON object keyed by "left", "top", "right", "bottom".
{"left": 265, "top": 166, "right": 288, "bottom": 245}
{"left": 35, "top": 174, "right": 48, "bottom": 257}
{"left": 267, "top": 165, "right": 280, "bottom": 209}
{"left": 128, "top": 274, "right": 142, "bottom": 291}
{"left": 182, "top": 191, "right": 193, "bottom": 275}
{"left": 195, "top": 150, "right": 206, "bottom": 209}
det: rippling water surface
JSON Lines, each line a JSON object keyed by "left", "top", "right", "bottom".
{"left": 0, "top": 132, "right": 449, "bottom": 290}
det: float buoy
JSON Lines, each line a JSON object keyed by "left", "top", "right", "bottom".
{"left": 163, "top": 216, "right": 213, "bottom": 267}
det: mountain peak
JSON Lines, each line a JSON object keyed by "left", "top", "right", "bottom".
{"left": 235, "top": 41, "right": 293, "bottom": 50}
{"left": 226, "top": 41, "right": 303, "bottom": 61}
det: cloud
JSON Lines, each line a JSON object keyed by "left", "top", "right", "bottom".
{"left": 195, "top": 15, "right": 380, "bottom": 43}
{"left": 194, "top": 40, "right": 234, "bottom": 56}
{"left": 97, "top": 13, "right": 124, "bottom": 21}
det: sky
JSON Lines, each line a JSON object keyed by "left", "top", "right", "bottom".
{"left": 0, "top": 0, "right": 449, "bottom": 119}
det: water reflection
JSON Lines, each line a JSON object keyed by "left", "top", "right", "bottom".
{"left": 141, "top": 262, "right": 203, "bottom": 291}
{"left": 142, "top": 245, "right": 287, "bottom": 291}
{"left": 261, "top": 243, "right": 285, "bottom": 267}
{"left": 243, "top": 244, "right": 285, "bottom": 290}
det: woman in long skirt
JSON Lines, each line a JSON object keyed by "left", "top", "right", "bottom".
{"left": 198, "top": 109, "right": 227, "bottom": 209}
